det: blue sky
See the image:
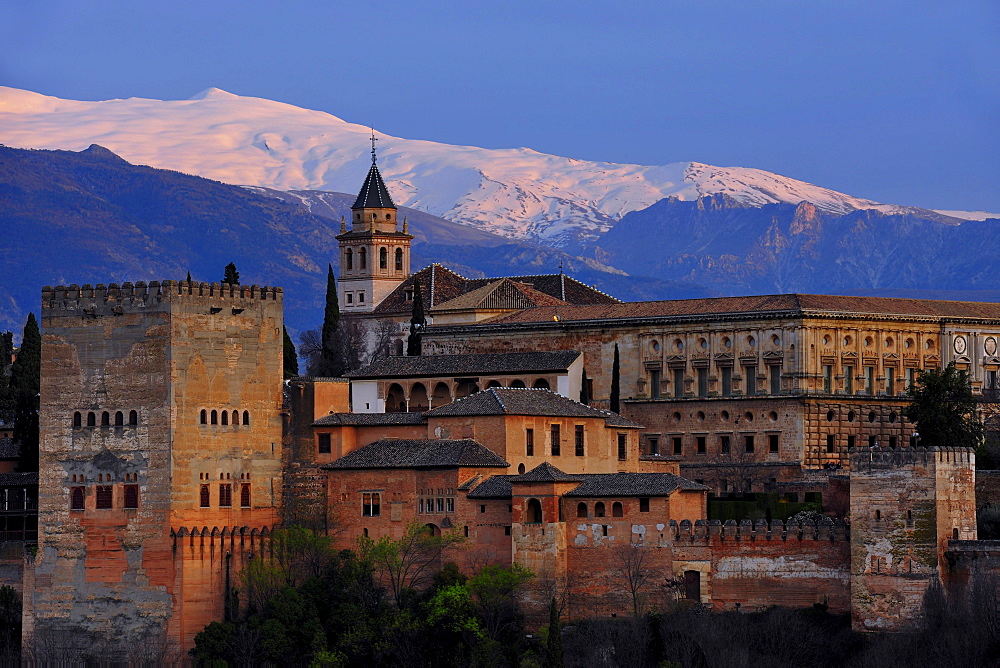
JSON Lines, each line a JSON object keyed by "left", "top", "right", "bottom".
{"left": 2, "top": 1, "right": 997, "bottom": 211}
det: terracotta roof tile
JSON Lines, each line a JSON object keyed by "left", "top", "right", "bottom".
{"left": 511, "top": 462, "right": 581, "bottom": 482}
{"left": 312, "top": 412, "right": 427, "bottom": 427}
{"left": 563, "top": 473, "right": 708, "bottom": 497}
{"left": 424, "top": 388, "right": 642, "bottom": 427}
{"left": 323, "top": 438, "right": 509, "bottom": 469}
{"left": 467, "top": 475, "right": 515, "bottom": 498}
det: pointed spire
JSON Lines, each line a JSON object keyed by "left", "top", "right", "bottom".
{"left": 402, "top": 216, "right": 408, "bottom": 234}
{"left": 352, "top": 161, "right": 396, "bottom": 210}
{"left": 340, "top": 214, "right": 346, "bottom": 233}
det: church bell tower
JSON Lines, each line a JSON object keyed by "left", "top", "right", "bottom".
{"left": 336, "top": 133, "right": 413, "bottom": 313}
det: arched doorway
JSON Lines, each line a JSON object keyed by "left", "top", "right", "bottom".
{"left": 532, "top": 378, "right": 550, "bottom": 389}
{"left": 409, "top": 383, "right": 429, "bottom": 412}
{"left": 526, "top": 498, "right": 543, "bottom": 524}
{"left": 432, "top": 382, "right": 451, "bottom": 408}
{"left": 425, "top": 523, "right": 441, "bottom": 537}
{"left": 386, "top": 383, "right": 406, "bottom": 413}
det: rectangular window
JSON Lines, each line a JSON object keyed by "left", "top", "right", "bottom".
{"left": 673, "top": 436, "right": 683, "bottom": 455}
{"left": 436, "top": 498, "right": 444, "bottom": 513}
{"left": 721, "top": 367, "right": 733, "bottom": 396}
{"left": 124, "top": 484, "right": 139, "bottom": 509}
{"left": 988, "top": 369, "right": 998, "bottom": 390}
{"left": 697, "top": 367, "right": 708, "bottom": 397}
{"left": 200, "top": 484, "right": 210, "bottom": 508}
{"left": 96, "top": 485, "right": 113, "bottom": 509}
{"left": 362, "top": 492, "right": 381, "bottom": 517}
{"left": 770, "top": 364, "right": 781, "bottom": 395}
{"left": 346, "top": 293, "right": 353, "bottom": 304}
{"left": 745, "top": 366, "right": 757, "bottom": 396}
{"left": 480, "top": 504, "right": 486, "bottom": 514}
{"left": 696, "top": 436, "right": 706, "bottom": 454}
{"left": 526, "top": 428, "right": 534, "bottom": 456}
{"left": 446, "top": 498, "right": 455, "bottom": 513}
{"left": 865, "top": 366, "right": 875, "bottom": 394}
{"left": 847, "top": 435, "right": 856, "bottom": 449}
{"left": 907, "top": 367, "right": 917, "bottom": 391}
{"left": 845, "top": 365, "right": 854, "bottom": 394}
{"left": 826, "top": 434, "right": 836, "bottom": 453}
{"left": 888, "top": 436, "right": 897, "bottom": 449}
{"left": 650, "top": 370, "right": 661, "bottom": 398}
{"left": 358, "top": 292, "right": 365, "bottom": 304}
{"left": 318, "top": 433, "right": 332, "bottom": 454}
{"left": 639, "top": 498, "right": 650, "bottom": 512}
{"left": 744, "top": 435, "right": 755, "bottom": 453}
{"left": 720, "top": 435, "right": 731, "bottom": 454}
{"left": 647, "top": 437, "right": 659, "bottom": 456}
{"left": 419, "top": 498, "right": 425, "bottom": 514}
{"left": 241, "top": 483, "right": 251, "bottom": 508}
{"left": 575, "top": 425, "right": 585, "bottom": 456}
{"left": 617, "top": 434, "right": 627, "bottom": 461}
{"left": 823, "top": 365, "right": 833, "bottom": 393}
{"left": 219, "top": 484, "right": 232, "bottom": 508}
{"left": 673, "top": 368, "right": 684, "bottom": 398}
{"left": 551, "top": 424, "right": 560, "bottom": 456}
{"left": 768, "top": 434, "right": 779, "bottom": 453}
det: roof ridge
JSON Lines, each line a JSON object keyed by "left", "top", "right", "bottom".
{"left": 491, "top": 387, "right": 507, "bottom": 413}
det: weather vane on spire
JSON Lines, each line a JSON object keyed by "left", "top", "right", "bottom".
{"left": 370, "top": 128, "right": 378, "bottom": 164}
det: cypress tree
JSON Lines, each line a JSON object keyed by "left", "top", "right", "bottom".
{"left": 610, "top": 343, "right": 621, "bottom": 414}
{"left": 0, "top": 330, "right": 13, "bottom": 421}
{"left": 11, "top": 313, "right": 40, "bottom": 472}
{"left": 186, "top": 270, "right": 192, "bottom": 283}
{"left": 283, "top": 326, "right": 299, "bottom": 379}
{"left": 318, "top": 265, "right": 342, "bottom": 376}
{"left": 223, "top": 262, "right": 240, "bottom": 285}
{"left": 547, "top": 597, "right": 563, "bottom": 668}
{"left": 407, "top": 278, "right": 426, "bottom": 357}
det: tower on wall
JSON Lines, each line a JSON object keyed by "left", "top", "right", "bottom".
{"left": 27, "top": 280, "right": 284, "bottom": 657}
{"left": 336, "top": 138, "right": 413, "bottom": 313}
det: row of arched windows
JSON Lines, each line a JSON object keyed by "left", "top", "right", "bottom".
{"left": 343, "top": 247, "right": 404, "bottom": 272}
{"left": 576, "top": 501, "right": 625, "bottom": 518}
{"left": 199, "top": 409, "right": 251, "bottom": 427}
{"left": 73, "top": 410, "right": 138, "bottom": 428}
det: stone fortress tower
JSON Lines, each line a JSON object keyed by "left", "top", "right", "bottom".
{"left": 26, "top": 280, "right": 284, "bottom": 655}
{"left": 336, "top": 136, "right": 413, "bottom": 313}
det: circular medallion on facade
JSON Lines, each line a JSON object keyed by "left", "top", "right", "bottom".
{"left": 986, "top": 336, "right": 997, "bottom": 356}
{"left": 954, "top": 335, "right": 967, "bottom": 355}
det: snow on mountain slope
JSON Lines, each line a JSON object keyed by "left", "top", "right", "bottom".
{"left": 0, "top": 86, "right": 931, "bottom": 245}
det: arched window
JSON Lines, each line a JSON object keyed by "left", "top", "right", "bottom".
{"left": 359, "top": 247, "right": 367, "bottom": 269}
{"left": 594, "top": 502, "right": 606, "bottom": 518}
{"left": 115, "top": 411, "right": 124, "bottom": 426}
{"left": 101, "top": 411, "right": 110, "bottom": 426}
{"left": 243, "top": 411, "right": 250, "bottom": 426}
{"left": 386, "top": 383, "right": 406, "bottom": 413}
{"left": 612, "top": 502, "right": 624, "bottom": 518}
{"left": 345, "top": 248, "right": 353, "bottom": 270}
{"left": 70, "top": 487, "right": 85, "bottom": 510}
{"left": 409, "top": 383, "right": 429, "bottom": 412}
{"left": 527, "top": 498, "right": 543, "bottom": 524}
{"left": 510, "top": 379, "right": 526, "bottom": 388}
{"left": 517, "top": 463, "right": 526, "bottom": 474}
{"left": 380, "top": 247, "right": 388, "bottom": 269}
{"left": 232, "top": 410, "right": 239, "bottom": 425}
{"left": 241, "top": 484, "right": 251, "bottom": 508}
{"left": 533, "top": 378, "right": 550, "bottom": 389}
{"left": 395, "top": 248, "right": 403, "bottom": 271}
{"left": 73, "top": 412, "right": 82, "bottom": 428}
{"left": 211, "top": 410, "right": 218, "bottom": 425}
{"left": 200, "top": 409, "right": 207, "bottom": 425}
{"left": 200, "top": 484, "right": 210, "bottom": 508}
{"left": 129, "top": 410, "right": 138, "bottom": 426}
{"left": 221, "top": 411, "right": 228, "bottom": 426}
{"left": 87, "top": 412, "right": 96, "bottom": 427}
{"left": 576, "top": 502, "right": 588, "bottom": 518}
{"left": 393, "top": 339, "right": 404, "bottom": 356}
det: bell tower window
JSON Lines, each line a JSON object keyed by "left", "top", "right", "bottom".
{"left": 380, "top": 247, "right": 388, "bottom": 269}
{"left": 345, "top": 249, "right": 353, "bottom": 270}
{"left": 359, "top": 247, "right": 367, "bottom": 269}
{"left": 395, "top": 248, "right": 404, "bottom": 271}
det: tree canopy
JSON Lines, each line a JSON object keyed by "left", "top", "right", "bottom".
{"left": 407, "top": 277, "right": 426, "bottom": 357}
{"left": 903, "top": 362, "right": 984, "bottom": 451}
{"left": 222, "top": 262, "right": 240, "bottom": 285}
{"left": 11, "top": 313, "right": 40, "bottom": 471}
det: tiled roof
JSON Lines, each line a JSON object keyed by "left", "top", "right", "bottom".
{"left": 373, "top": 264, "right": 619, "bottom": 316}
{"left": 463, "top": 293, "right": 1000, "bottom": 327}
{"left": 563, "top": 472, "right": 709, "bottom": 497}
{"left": 323, "top": 438, "right": 509, "bottom": 469}
{"left": 352, "top": 162, "right": 396, "bottom": 209}
{"left": 0, "top": 471, "right": 37, "bottom": 487}
{"left": 0, "top": 438, "right": 20, "bottom": 459}
{"left": 346, "top": 351, "right": 581, "bottom": 379}
{"left": 312, "top": 412, "right": 427, "bottom": 427}
{"left": 468, "top": 475, "right": 515, "bottom": 498}
{"left": 425, "top": 388, "right": 642, "bottom": 427}
{"left": 458, "top": 475, "right": 481, "bottom": 491}
{"left": 431, "top": 279, "right": 569, "bottom": 313}
{"left": 512, "top": 461, "right": 581, "bottom": 482}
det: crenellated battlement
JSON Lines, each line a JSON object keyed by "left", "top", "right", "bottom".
{"left": 849, "top": 445, "right": 975, "bottom": 471}
{"left": 665, "top": 517, "right": 850, "bottom": 544}
{"left": 41, "top": 279, "right": 283, "bottom": 315}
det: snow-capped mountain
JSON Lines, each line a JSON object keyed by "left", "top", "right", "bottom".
{"left": 0, "top": 86, "right": 965, "bottom": 246}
